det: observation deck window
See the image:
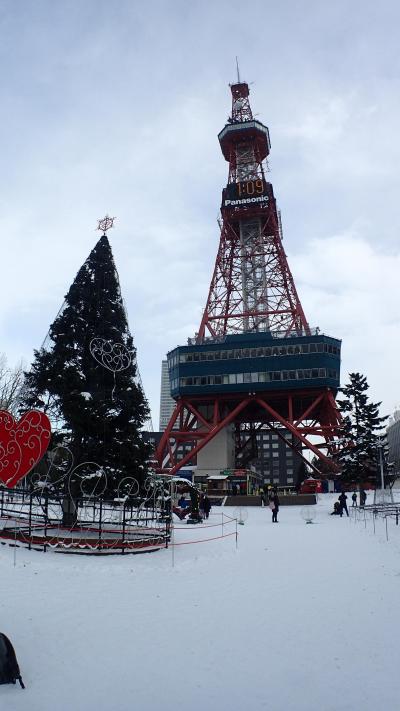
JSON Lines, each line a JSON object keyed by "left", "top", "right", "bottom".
{"left": 301, "top": 344, "right": 309, "bottom": 354}
{"left": 309, "top": 344, "right": 317, "bottom": 353}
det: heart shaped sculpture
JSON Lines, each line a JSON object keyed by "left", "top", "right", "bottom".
{"left": 0, "top": 410, "right": 51, "bottom": 488}
{"left": 89, "top": 338, "right": 132, "bottom": 373}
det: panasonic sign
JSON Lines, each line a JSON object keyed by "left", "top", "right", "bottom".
{"left": 224, "top": 195, "right": 269, "bottom": 207}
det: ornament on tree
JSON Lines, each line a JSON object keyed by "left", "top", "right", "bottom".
{"left": 89, "top": 338, "right": 132, "bottom": 399}
{"left": 0, "top": 410, "right": 51, "bottom": 488}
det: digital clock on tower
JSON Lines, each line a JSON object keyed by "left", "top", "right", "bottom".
{"left": 224, "top": 179, "right": 269, "bottom": 205}
{"left": 237, "top": 179, "right": 265, "bottom": 197}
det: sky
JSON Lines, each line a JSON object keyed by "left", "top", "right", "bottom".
{"left": 1, "top": 0, "right": 399, "bottom": 428}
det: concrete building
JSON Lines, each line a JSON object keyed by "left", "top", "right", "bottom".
{"left": 252, "top": 429, "right": 303, "bottom": 487}
{"left": 159, "top": 359, "right": 176, "bottom": 431}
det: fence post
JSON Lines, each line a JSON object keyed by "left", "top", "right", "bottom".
{"left": 98, "top": 498, "right": 103, "bottom": 552}
{"left": 235, "top": 518, "right": 238, "bottom": 550}
{"left": 122, "top": 502, "right": 126, "bottom": 555}
{"left": 44, "top": 490, "right": 49, "bottom": 553}
{"left": 28, "top": 493, "right": 33, "bottom": 551}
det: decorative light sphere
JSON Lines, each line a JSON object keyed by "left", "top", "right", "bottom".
{"left": 233, "top": 507, "right": 248, "bottom": 525}
{"left": 301, "top": 506, "right": 317, "bottom": 524}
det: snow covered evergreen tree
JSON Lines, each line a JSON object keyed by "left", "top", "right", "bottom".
{"left": 336, "top": 372, "right": 387, "bottom": 484}
{"left": 21, "top": 235, "right": 151, "bottom": 494}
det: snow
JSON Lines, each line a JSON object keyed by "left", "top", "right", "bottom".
{"left": 1, "top": 494, "right": 400, "bottom": 711}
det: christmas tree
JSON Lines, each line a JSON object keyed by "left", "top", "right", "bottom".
{"left": 336, "top": 372, "right": 387, "bottom": 484}
{"left": 21, "top": 231, "right": 151, "bottom": 494}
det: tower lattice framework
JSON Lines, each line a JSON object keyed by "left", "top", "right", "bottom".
{"left": 198, "top": 82, "right": 309, "bottom": 342}
{"left": 156, "top": 80, "right": 343, "bottom": 477}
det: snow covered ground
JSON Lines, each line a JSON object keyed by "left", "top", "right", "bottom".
{"left": 1, "top": 494, "right": 400, "bottom": 711}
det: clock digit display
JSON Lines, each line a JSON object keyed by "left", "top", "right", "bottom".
{"left": 223, "top": 179, "right": 269, "bottom": 207}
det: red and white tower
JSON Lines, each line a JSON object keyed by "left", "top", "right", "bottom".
{"left": 156, "top": 80, "right": 343, "bottom": 477}
{"left": 198, "top": 81, "right": 309, "bottom": 341}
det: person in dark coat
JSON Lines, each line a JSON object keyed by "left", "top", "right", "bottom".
{"left": 360, "top": 489, "right": 367, "bottom": 508}
{"left": 270, "top": 493, "right": 280, "bottom": 523}
{"left": 331, "top": 501, "right": 341, "bottom": 515}
{"left": 351, "top": 492, "right": 357, "bottom": 507}
{"left": 338, "top": 492, "right": 349, "bottom": 517}
{"left": 203, "top": 494, "right": 212, "bottom": 519}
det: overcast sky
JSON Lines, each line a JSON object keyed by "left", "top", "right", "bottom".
{"left": 1, "top": 0, "right": 399, "bottom": 427}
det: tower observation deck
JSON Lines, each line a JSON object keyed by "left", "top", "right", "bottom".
{"left": 156, "top": 80, "right": 343, "bottom": 476}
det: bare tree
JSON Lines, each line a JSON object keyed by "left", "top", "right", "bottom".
{"left": 0, "top": 354, "right": 25, "bottom": 415}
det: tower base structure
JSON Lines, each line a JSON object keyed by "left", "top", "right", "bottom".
{"left": 156, "top": 332, "right": 343, "bottom": 475}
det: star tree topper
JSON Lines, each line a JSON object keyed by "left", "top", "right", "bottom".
{"left": 97, "top": 215, "right": 116, "bottom": 235}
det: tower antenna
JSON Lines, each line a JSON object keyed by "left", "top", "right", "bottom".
{"left": 235, "top": 56, "right": 241, "bottom": 83}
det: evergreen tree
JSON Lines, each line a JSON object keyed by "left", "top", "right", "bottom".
{"left": 336, "top": 373, "right": 387, "bottom": 484}
{"left": 21, "top": 235, "right": 151, "bottom": 494}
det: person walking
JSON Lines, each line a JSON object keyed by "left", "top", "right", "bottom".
{"left": 260, "top": 489, "right": 266, "bottom": 507}
{"left": 338, "top": 491, "right": 349, "bottom": 517}
{"left": 360, "top": 489, "right": 367, "bottom": 508}
{"left": 203, "top": 494, "right": 211, "bottom": 520}
{"left": 351, "top": 492, "right": 357, "bottom": 507}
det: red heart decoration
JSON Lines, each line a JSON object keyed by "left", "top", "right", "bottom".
{"left": 0, "top": 410, "right": 51, "bottom": 488}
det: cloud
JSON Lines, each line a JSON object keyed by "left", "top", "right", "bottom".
{"left": 0, "top": 0, "right": 399, "bottom": 427}
{"left": 291, "top": 229, "right": 400, "bottom": 414}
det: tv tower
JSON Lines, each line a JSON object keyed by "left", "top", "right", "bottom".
{"left": 156, "top": 78, "right": 343, "bottom": 476}
{"left": 198, "top": 80, "right": 309, "bottom": 341}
